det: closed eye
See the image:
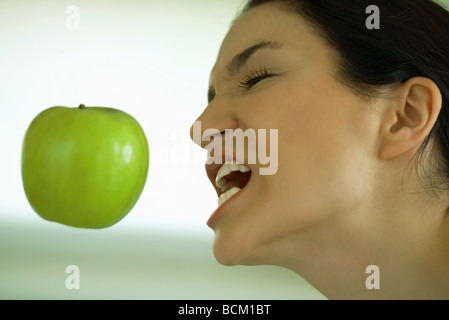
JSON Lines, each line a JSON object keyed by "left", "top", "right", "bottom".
{"left": 239, "top": 66, "right": 274, "bottom": 89}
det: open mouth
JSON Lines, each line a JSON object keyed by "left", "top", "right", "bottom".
{"left": 216, "top": 160, "right": 252, "bottom": 207}
{"left": 206, "top": 160, "right": 252, "bottom": 208}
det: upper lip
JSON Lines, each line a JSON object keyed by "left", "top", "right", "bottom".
{"left": 205, "top": 149, "right": 250, "bottom": 197}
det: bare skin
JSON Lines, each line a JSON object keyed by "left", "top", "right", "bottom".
{"left": 190, "top": 3, "right": 449, "bottom": 299}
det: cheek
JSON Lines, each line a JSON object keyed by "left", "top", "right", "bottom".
{"left": 213, "top": 77, "right": 375, "bottom": 264}
{"left": 255, "top": 82, "right": 372, "bottom": 224}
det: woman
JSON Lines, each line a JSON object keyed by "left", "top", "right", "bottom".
{"left": 190, "top": 0, "right": 449, "bottom": 299}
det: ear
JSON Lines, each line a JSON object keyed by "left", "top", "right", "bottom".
{"left": 378, "top": 77, "right": 442, "bottom": 160}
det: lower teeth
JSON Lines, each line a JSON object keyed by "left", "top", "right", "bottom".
{"left": 217, "top": 187, "right": 241, "bottom": 207}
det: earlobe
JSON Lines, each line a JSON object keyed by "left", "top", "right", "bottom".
{"left": 378, "top": 77, "right": 442, "bottom": 160}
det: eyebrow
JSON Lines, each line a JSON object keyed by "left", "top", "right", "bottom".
{"left": 207, "top": 40, "right": 283, "bottom": 103}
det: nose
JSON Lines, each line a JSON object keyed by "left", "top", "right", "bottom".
{"left": 189, "top": 99, "right": 239, "bottom": 149}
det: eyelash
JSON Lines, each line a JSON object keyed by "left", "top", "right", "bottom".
{"left": 239, "top": 66, "right": 273, "bottom": 89}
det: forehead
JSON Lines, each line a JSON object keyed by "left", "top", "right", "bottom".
{"left": 211, "top": 3, "right": 311, "bottom": 76}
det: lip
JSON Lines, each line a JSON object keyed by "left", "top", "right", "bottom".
{"left": 207, "top": 183, "right": 248, "bottom": 228}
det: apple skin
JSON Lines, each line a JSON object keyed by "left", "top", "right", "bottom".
{"left": 21, "top": 105, "right": 149, "bottom": 229}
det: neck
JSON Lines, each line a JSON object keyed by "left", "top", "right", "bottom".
{"left": 261, "top": 184, "right": 449, "bottom": 299}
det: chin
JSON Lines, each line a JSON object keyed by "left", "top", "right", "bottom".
{"left": 212, "top": 229, "right": 272, "bottom": 267}
{"left": 211, "top": 230, "right": 256, "bottom": 266}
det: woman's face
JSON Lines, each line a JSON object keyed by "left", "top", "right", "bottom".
{"left": 191, "top": 3, "right": 379, "bottom": 266}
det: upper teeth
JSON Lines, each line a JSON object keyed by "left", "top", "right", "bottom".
{"left": 215, "top": 160, "right": 251, "bottom": 191}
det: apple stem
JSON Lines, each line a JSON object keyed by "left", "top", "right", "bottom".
{"left": 79, "top": 104, "right": 86, "bottom": 110}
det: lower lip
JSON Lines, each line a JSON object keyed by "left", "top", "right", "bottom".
{"left": 207, "top": 185, "right": 248, "bottom": 228}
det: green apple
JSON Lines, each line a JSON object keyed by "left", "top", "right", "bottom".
{"left": 21, "top": 104, "right": 149, "bottom": 229}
